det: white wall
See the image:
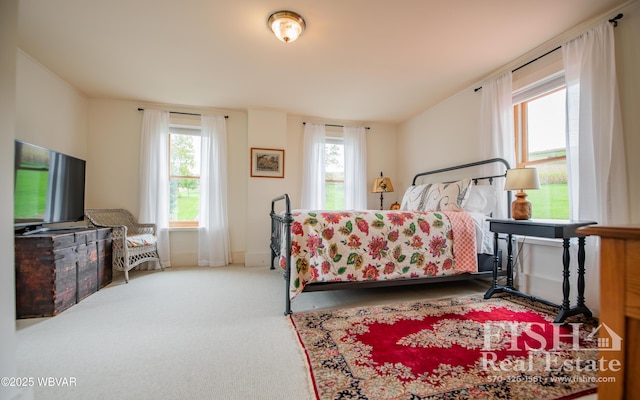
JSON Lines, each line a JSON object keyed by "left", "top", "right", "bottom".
{"left": 365, "top": 122, "right": 400, "bottom": 208}
{"left": 86, "top": 100, "right": 143, "bottom": 210}
{"left": 16, "top": 51, "right": 88, "bottom": 159}
{"left": 13, "top": 59, "right": 254, "bottom": 268}
{"left": 7, "top": 12, "right": 91, "bottom": 400}
{"left": 244, "top": 110, "right": 399, "bottom": 267}
{"left": 281, "top": 115, "right": 401, "bottom": 211}
{"left": 398, "top": 2, "right": 640, "bottom": 316}
{"left": 84, "top": 102, "right": 400, "bottom": 268}
{"left": 6, "top": 87, "right": 399, "bottom": 270}
{"left": 86, "top": 99, "right": 249, "bottom": 266}
{"left": 398, "top": 89, "right": 483, "bottom": 190}
{"left": 0, "top": 2, "right": 19, "bottom": 399}
{"left": 244, "top": 109, "right": 290, "bottom": 266}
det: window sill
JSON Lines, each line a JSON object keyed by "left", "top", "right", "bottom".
{"left": 168, "top": 226, "right": 199, "bottom": 232}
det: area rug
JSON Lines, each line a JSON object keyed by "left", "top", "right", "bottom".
{"left": 290, "top": 294, "right": 599, "bottom": 400}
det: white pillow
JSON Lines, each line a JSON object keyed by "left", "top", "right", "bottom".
{"left": 464, "top": 184, "right": 498, "bottom": 216}
{"left": 400, "top": 184, "right": 428, "bottom": 210}
{"left": 423, "top": 178, "right": 473, "bottom": 212}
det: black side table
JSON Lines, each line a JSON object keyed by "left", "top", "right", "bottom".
{"left": 484, "top": 218, "right": 596, "bottom": 323}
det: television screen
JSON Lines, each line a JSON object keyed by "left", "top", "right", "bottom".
{"left": 14, "top": 140, "right": 86, "bottom": 228}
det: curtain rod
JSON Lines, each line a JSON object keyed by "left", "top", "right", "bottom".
{"left": 137, "top": 108, "right": 228, "bottom": 118}
{"left": 303, "top": 122, "right": 370, "bottom": 130}
{"left": 473, "top": 13, "right": 623, "bottom": 93}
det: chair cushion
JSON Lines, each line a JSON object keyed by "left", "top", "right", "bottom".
{"left": 126, "top": 234, "right": 157, "bottom": 247}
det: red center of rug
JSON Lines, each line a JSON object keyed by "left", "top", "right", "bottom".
{"left": 354, "top": 307, "right": 576, "bottom": 381}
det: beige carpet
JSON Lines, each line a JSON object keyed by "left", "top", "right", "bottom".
{"left": 15, "top": 266, "right": 597, "bottom": 400}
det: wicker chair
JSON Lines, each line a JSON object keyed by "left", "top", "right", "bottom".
{"left": 84, "top": 209, "right": 162, "bottom": 283}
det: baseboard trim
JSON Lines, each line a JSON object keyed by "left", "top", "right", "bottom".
{"left": 231, "top": 251, "right": 245, "bottom": 265}
{"left": 244, "top": 251, "right": 271, "bottom": 267}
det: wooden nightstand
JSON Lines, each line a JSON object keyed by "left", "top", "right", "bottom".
{"left": 484, "top": 218, "right": 596, "bottom": 323}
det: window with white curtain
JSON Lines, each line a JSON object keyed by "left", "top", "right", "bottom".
{"left": 301, "top": 123, "right": 367, "bottom": 210}
{"left": 168, "top": 126, "right": 201, "bottom": 226}
{"left": 513, "top": 73, "right": 569, "bottom": 219}
{"left": 325, "top": 137, "right": 344, "bottom": 210}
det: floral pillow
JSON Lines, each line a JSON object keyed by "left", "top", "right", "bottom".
{"left": 423, "top": 178, "right": 472, "bottom": 212}
{"left": 400, "top": 184, "right": 428, "bottom": 210}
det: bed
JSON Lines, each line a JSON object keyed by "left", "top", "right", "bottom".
{"left": 270, "top": 158, "right": 511, "bottom": 314}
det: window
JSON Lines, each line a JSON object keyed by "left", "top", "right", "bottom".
{"left": 325, "top": 137, "right": 344, "bottom": 210}
{"left": 513, "top": 85, "right": 569, "bottom": 219}
{"left": 168, "top": 127, "right": 201, "bottom": 227}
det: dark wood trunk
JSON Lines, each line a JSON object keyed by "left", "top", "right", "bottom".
{"left": 14, "top": 227, "right": 112, "bottom": 318}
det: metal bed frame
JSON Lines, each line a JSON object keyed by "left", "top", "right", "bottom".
{"left": 270, "top": 158, "right": 511, "bottom": 315}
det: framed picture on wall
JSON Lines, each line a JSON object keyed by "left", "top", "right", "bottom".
{"left": 250, "top": 148, "right": 285, "bottom": 178}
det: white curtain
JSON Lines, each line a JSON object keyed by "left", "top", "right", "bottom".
{"left": 198, "top": 115, "right": 232, "bottom": 267}
{"left": 139, "top": 109, "right": 170, "bottom": 268}
{"left": 343, "top": 126, "right": 368, "bottom": 210}
{"left": 563, "top": 21, "right": 628, "bottom": 225}
{"left": 479, "top": 71, "right": 515, "bottom": 219}
{"left": 562, "top": 21, "right": 628, "bottom": 314}
{"left": 301, "top": 123, "right": 326, "bottom": 209}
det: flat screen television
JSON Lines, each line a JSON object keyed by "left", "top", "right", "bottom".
{"left": 14, "top": 140, "right": 86, "bottom": 232}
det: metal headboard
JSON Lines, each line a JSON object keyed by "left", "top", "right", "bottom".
{"left": 410, "top": 157, "right": 511, "bottom": 218}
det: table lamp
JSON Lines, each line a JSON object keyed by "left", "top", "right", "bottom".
{"left": 372, "top": 172, "right": 394, "bottom": 210}
{"left": 504, "top": 167, "right": 540, "bottom": 220}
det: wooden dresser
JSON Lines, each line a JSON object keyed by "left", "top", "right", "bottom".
{"left": 14, "top": 227, "right": 112, "bottom": 318}
{"left": 577, "top": 225, "right": 640, "bottom": 400}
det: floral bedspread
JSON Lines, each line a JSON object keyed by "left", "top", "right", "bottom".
{"left": 280, "top": 210, "right": 477, "bottom": 300}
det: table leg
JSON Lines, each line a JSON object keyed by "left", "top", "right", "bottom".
{"left": 484, "top": 231, "right": 500, "bottom": 299}
{"left": 574, "top": 236, "right": 592, "bottom": 318}
{"left": 506, "top": 233, "right": 514, "bottom": 288}
{"left": 562, "top": 238, "right": 571, "bottom": 311}
{"left": 552, "top": 239, "right": 572, "bottom": 323}
{"left": 554, "top": 237, "right": 593, "bottom": 323}
{"left": 577, "top": 236, "right": 586, "bottom": 308}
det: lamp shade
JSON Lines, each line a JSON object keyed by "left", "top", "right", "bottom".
{"left": 268, "top": 11, "right": 305, "bottom": 43}
{"left": 504, "top": 168, "right": 540, "bottom": 191}
{"left": 372, "top": 176, "right": 394, "bottom": 193}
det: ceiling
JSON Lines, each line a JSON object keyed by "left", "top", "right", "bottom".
{"left": 17, "top": 0, "right": 627, "bottom": 123}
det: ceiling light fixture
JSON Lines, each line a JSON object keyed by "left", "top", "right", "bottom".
{"left": 268, "top": 10, "right": 305, "bottom": 43}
